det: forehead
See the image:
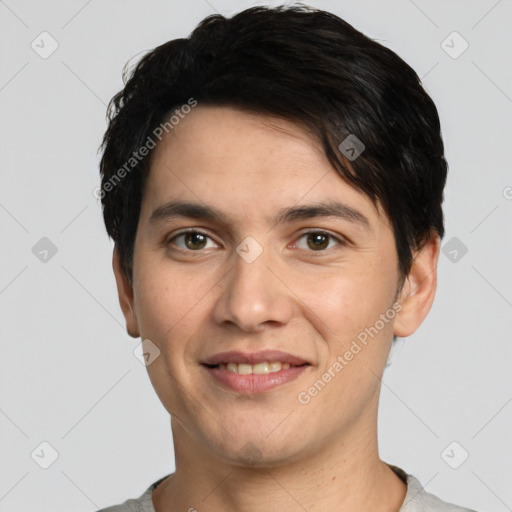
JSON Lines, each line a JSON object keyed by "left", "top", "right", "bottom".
{"left": 150, "top": 104, "right": 325, "bottom": 175}
{"left": 143, "top": 105, "right": 386, "bottom": 228}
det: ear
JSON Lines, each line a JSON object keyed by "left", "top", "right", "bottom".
{"left": 112, "top": 246, "right": 140, "bottom": 338}
{"left": 393, "top": 233, "right": 441, "bottom": 338}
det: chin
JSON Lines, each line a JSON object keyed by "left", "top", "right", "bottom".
{"left": 211, "top": 436, "right": 305, "bottom": 470}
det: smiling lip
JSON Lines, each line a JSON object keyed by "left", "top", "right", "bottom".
{"left": 201, "top": 350, "right": 311, "bottom": 394}
{"left": 203, "top": 364, "right": 310, "bottom": 394}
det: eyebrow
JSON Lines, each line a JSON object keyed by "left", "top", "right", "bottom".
{"left": 149, "top": 200, "right": 371, "bottom": 231}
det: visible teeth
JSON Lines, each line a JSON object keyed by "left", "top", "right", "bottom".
{"left": 221, "top": 361, "right": 294, "bottom": 374}
{"left": 253, "top": 362, "right": 270, "bottom": 374}
{"left": 238, "top": 363, "right": 252, "bottom": 375}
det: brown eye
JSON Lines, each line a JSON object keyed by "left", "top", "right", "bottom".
{"left": 295, "top": 231, "right": 342, "bottom": 251}
{"left": 306, "top": 232, "right": 329, "bottom": 250}
{"left": 184, "top": 232, "right": 207, "bottom": 250}
{"left": 169, "top": 231, "right": 216, "bottom": 251}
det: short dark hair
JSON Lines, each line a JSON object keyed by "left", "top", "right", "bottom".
{"left": 99, "top": 4, "right": 448, "bottom": 287}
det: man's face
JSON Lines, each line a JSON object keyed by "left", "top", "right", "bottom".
{"left": 122, "top": 105, "right": 403, "bottom": 466}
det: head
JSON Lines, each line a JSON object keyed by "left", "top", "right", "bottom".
{"left": 99, "top": 5, "right": 446, "bottom": 466}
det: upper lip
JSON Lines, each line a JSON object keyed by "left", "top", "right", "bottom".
{"left": 202, "top": 350, "right": 310, "bottom": 366}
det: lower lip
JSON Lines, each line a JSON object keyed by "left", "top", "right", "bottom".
{"left": 202, "top": 365, "right": 310, "bottom": 394}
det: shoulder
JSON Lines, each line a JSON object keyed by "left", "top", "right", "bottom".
{"left": 95, "top": 474, "right": 170, "bottom": 512}
{"left": 95, "top": 497, "right": 144, "bottom": 512}
{"left": 95, "top": 491, "right": 152, "bottom": 512}
{"left": 390, "top": 465, "right": 478, "bottom": 512}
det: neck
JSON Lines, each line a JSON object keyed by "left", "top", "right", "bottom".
{"left": 152, "top": 417, "right": 407, "bottom": 512}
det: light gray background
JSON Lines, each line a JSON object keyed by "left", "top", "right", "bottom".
{"left": 1, "top": 0, "right": 511, "bottom": 511}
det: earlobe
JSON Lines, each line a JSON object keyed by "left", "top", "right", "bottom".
{"left": 393, "top": 233, "right": 441, "bottom": 338}
{"left": 112, "top": 246, "right": 140, "bottom": 338}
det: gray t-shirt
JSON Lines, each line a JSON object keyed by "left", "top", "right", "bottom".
{"left": 97, "top": 464, "right": 477, "bottom": 512}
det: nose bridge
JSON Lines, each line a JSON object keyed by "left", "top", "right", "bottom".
{"left": 212, "top": 237, "right": 293, "bottom": 330}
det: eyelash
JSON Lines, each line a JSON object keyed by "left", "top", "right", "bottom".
{"left": 166, "top": 229, "right": 347, "bottom": 253}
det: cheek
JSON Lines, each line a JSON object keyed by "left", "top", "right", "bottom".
{"left": 131, "top": 262, "right": 209, "bottom": 410}
{"left": 300, "top": 267, "right": 384, "bottom": 331}
{"left": 298, "top": 264, "right": 396, "bottom": 362}
{"left": 132, "top": 255, "right": 212, "bottom": 338}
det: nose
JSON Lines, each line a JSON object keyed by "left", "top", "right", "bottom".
{"left": 212, "top": 243, "right": 294, "bottom": 332}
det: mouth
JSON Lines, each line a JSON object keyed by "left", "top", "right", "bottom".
{"left": 201, "top": 350, "right": 312, "bottom": 394}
